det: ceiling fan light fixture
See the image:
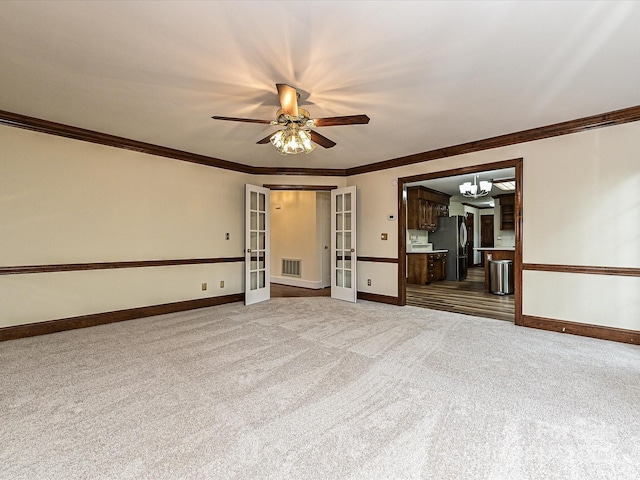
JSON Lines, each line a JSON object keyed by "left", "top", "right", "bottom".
{"left": 270, "top": 125, "right": 315, "bottom": 155}
{"left": 213, "top": 84, "right": 368, "bottom": 154}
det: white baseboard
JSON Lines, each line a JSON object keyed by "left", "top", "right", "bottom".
{"left": 270, "top": 276, "right": 324, "bottom": 290}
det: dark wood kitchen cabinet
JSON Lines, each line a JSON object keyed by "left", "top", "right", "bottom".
{"left": 407, "top": 188, "right": 421, "bottom": 230}
{"left": 407, "top": 253, "right": 428, "bottom": 284}
{"left": 496, "top": 193, "right": 515, "bottom": 230}
{"left": 407, "top": 186, "right": 450, "bottom": 232}
{"left": 408, "top": 252, "right": 447, "bottom": 284}
{"left": 431, "top": 252, "right": 447, "bottom": 282}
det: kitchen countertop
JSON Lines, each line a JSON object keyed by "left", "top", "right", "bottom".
{"left": 474, "top": 247, "right": 515, "bottom": 251}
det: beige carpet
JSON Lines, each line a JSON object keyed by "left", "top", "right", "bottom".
{"left": 1, "top": 298, "right": 638, "bottom": 479}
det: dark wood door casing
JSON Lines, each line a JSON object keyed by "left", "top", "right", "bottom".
{"left": 398, "top": 157, "right": 524, "bottom": 325}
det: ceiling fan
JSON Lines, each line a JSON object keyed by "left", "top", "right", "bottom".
{"left": 212, "top": 84, "right": 370, "bottom": 155}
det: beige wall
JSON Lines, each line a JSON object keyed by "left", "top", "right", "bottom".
{"left": 0, "top": 125, "right": 248, "bottom": 327}
{"left": 349, "top": 171, "right": 401, "bottom": 297}
{"left": 270, "top": 190, "right": 321, "bottom": 288}
{"left": 2, "top": 118, "right": 639, "bottom": 332}
{"left": 316, "top": 192, "right": 331, "bottom": 288}
{"left": 347, "top": 121, "right": 640, "bottom": 331}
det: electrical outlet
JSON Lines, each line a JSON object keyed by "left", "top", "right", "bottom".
{"left": 367, "top": 279, "right": 371, "bottom": 286}
{"left": 225, "top": 233, "right": 229, "bottom": 240}
{"left": 381, "top": 233, "right": 388, "bottom": 240}
{"left": 220, "top": 280, "right": 224, "bottom": 288}
{"left": 201, "top": 283, "right": 207, "bottom": 291}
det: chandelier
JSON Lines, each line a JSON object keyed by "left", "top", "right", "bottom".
{"left": 270, "top": 123, "right": 315, "bottom": 155}
{"left": 459, "top": 174, "right": 492, "bottom": 198}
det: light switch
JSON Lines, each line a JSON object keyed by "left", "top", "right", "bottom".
{"left": 381, "top": 233, "right": 388, "bottom": 240}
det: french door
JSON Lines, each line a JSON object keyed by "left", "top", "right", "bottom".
{"left": 245, "top": 184, "right": 270, "bottom": 305}
{"left": 331, "top": 186, "right": 357, "bottom": 302}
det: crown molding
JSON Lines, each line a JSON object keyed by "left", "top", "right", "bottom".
{"left": 345, "top": 104, "right": 640, "bottom": 176}
{"left": 263, "top": 184, "right": 338, "bottom": 191}
{"left": 252, "top": 166, "right": 346, "bottom": 176}
{"left": 2, "top": 105, "right": 640, "bottom": 178}
{"left": 0, "top": 109, "right": 257, "bottom": 173}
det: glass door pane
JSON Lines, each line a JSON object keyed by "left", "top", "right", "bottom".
{"left": 245, "top": 185, "right": 270, "bottom": 305}
{"left": 331, "top": 186, "right": 357, "bottom": 303}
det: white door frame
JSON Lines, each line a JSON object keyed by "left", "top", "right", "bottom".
{"left": 331, "top": 186, "right": 357, "bottom": 303}
{"left": 245, "top": 184, "right": 270, "bottom": 305}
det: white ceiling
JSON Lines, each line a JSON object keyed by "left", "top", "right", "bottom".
{"left": 1, "top": 1, "right": 639, "bottom": 170}
{"left": 408, "top": 167, "right": 515, "bottom": 208}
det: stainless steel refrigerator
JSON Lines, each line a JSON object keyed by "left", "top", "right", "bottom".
{"left": 429, "top": 216, "right": 468, "bottom": 281}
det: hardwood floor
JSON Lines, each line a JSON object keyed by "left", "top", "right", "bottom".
{"left": 270, "top": 269, "right": 514, "bottom": 323}
{"left": 406, "top": 267, "right": 515, "bottom": 322}
{"left": 271, "top": 283, "right": 331, "bottom": 298}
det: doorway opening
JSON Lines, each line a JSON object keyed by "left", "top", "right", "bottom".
{"left": 267, "top": 187, "right": 332, "bottom": 298}
{"left": 253, "top": 184, "right": 358, "bottom": 302}
{"left": 398, "top": 158, "right": 523, "bottom": 324}
{"left": 267, "top": 185, "right": 358, "bottom": 303}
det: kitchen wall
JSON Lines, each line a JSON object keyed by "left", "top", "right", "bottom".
{"left": 406, "top": 229, "right": 429, "bottom": 251}
{"left": 448, "top": 201, "right": 465, "bottom": 216}
{"left": 0, "top": 125, "right": 248, "bottom": 328}
{"left": 495, "top": 231, "right": 516, "bottom": 248}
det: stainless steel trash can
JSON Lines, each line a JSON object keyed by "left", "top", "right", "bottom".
{"left": 489, "top": 260, "right": 513, "bottom": 295}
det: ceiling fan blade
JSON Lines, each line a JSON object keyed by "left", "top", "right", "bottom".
{"left": 276, "top": 84, "right": 299, "bottom": 118}
{"left": 212, "top": 116, "right": 271, "bottom": 124}
{"left": 310, "top": 130, "right": 336, "bottom": 149}
{"left": 256, "top": 134, "right": 273, "bottom": 144}
{"left": 313, "top": 114, "right": 370, "bottom": 127}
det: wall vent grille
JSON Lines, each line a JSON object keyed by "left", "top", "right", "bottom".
{"left": 282, "top": 258, "right": 302, "bottom": 278}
